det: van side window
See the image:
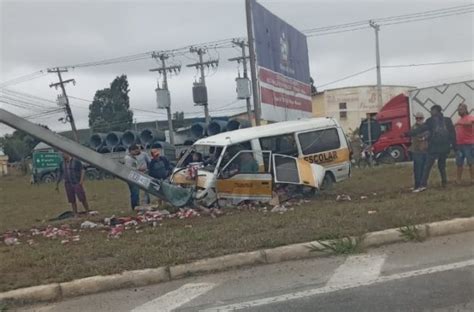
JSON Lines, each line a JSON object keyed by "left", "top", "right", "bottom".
{"left": 298, "top": 128, "right": 340, "bottom": 155}
{"left": 259, "top": 134, "right": 297, "bottom": 156}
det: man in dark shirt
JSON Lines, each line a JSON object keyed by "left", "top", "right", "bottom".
{"left": 56, "top": 153, "right": 89, "bottom": 215}
{"left": 406, "top": 105, "right": 456, "bottom": 191}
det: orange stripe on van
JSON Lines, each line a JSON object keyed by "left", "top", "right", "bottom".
{"left": 301, "top": 148, "right": 350, "bottom": 166}
{"left": 216, "top": 179, "right": 272, "bottom": 196}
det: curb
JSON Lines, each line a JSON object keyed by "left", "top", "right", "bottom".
{"left": 1, "top": 217, "right": 473, "bottom": 305}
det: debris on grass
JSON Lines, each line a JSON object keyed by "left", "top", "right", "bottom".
{"left": 336, "top": 194, "right": 352, "bottom": 202}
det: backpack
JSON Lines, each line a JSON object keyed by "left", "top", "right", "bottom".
{"left": 430, "top": 116, "right": 449, "bottom": 144}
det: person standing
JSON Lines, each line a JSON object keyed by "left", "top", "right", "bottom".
{"left": 124, "top": 144, "right": 142, "bottom": 210}
{"left": 406, "top": 105, "right": 456, "bottom": 192}
{"left": 455, "top": 103, "right": 474, "bottom": 184}
{"left": 136, "top": 146, "right": 151, "bottom": 205}
{"left": 409, "top": 112, "right": 429, "bottom": 191}
{"left": 56, "top": 153, "right": 89, "bottom": 215}
{"left": 148, "top": 148, "right": 171, "bottom": 180}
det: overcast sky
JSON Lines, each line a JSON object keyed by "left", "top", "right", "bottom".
{"left": 1, "top": 0, "right": 473, "bottom": 135}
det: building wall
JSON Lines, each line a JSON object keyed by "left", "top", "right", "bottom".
{"left": 0, "top": 155, "right": 8, "bottom": 176}
{"left": 311, "top": 93, "right": 326, "bottom": 117}
{"left": 312, "top": 85, "right": 414, "bottom": 133}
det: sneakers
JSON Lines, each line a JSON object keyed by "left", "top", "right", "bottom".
{"left": 412, "top": 187, "right": 427, "bottom": 193}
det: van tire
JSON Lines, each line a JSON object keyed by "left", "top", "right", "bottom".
{"left": 389, "top": 145, "right": 405, "bottom": 162}
{"left": 85, "top": 169, "right": 99, "bottom": 181}
{"left": 321, "top": 173, "right": 334, "bottom": 191}
{"left": 41, "top": 173, "right": 56, "bottom": 183}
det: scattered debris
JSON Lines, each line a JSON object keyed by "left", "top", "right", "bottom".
{"left": 80, "top": 221, "right": 100, "bottom": 229}
{"left": 367, "top": 210, "right": 377, "bottom": 215}
{"left": 360, "top": 196, "right": 368, "bottom": 200}
{"left": 336, "top": 194, "right": 352, "bottom": 202}
{"left": 4, "top": 237, "right": 20, "bottom": 246}
{"left": 271, "top": 205, "right": 288, "bottom": 213}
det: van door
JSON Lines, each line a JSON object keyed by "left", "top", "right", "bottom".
{"left": 216, "top": 150, "right": 273, "bottom": 201}
{"left": 272, "top": 154, "right": 324, "bottom": 188}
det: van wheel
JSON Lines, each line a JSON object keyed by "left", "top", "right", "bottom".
{"left": 41, "top": 173, "right": 56, "bottom": 183}
{"left": 321, "top": 173, "right": 334, "bottom": 191}
{"left": 85, "top": 169, "right": 99, "bottom": 181}
{"left": 389, "top": 145, "right": 405, "bottom": 162}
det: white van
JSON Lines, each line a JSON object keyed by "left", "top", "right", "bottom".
{"left": 171, "top": 117, "right": 351, "bottom": 205}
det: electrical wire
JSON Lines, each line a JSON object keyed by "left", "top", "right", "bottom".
{"left": 382, "top": 59, "right": 474, "bottom": 68}
{"left": 316, "top": 67, "right": 375, "bottom": 88}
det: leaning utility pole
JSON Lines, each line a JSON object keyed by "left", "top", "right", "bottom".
{"left": 187, "top": 47, "right": 218, "bottom": 126}
{"left": 229, "top": 39, "right": 253, "bottom": 122}
{"left": 245, "top": 0, "right": 261, "bottom": 126}
{"left": 47, "top": 67, "right": 79, "bottom": 142}
{"left": 150, "top": 52, "right": 181, "bottom": 145}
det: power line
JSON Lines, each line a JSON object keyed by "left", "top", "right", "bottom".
{"left": 0, "top": 71, "right": 46, "bottom": 89}
{"left": 303, "top": 4, "right": 473, "bottom": 37}
{"left": 382, "top": 59, "right": 474, "bottom": 68}
{"left": 317, "top": 67, "right": 375, "bottom": 88}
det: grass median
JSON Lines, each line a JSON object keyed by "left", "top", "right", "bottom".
{"left": 1, "top": 164, "right": 473, "bottom": 292}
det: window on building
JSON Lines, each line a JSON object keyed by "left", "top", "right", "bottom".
{"left": 339, "top": 102, "right": 347, "bottom": 119}
{"left": 298, "top": 128, "right": 341, "bottom": 155}
{"left": 259, "top": 134, "right": 298, "bottom": 156}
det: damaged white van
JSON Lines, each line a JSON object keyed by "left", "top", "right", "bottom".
{"left": 171, "top": 117, "right": 351, "bottom": 206}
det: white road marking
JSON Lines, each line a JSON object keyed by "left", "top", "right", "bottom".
{"left": 132, "top": 282, "right": 216, "bottom": 312}
{"left": 326, "top": 253, "right": 386, "bottom": 286}
{"left": 201, "top": 258, "right": 474, "bottom": 312}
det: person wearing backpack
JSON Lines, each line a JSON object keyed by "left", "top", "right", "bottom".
{"left": 406, "top": 105, "right": 456, "bottom": 192}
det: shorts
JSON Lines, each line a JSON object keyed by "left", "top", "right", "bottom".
{"left": 456, "top": 144, "right": 474, "bottom": 166}
{"left": 64, "top": 183, "right": 87, "bottom": 204}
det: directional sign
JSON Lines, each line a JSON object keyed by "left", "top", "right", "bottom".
{"left": 33, "top": 152, "right": 61, "bottom": 169}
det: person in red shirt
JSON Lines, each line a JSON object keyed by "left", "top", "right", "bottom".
{"left": 455, "top": 103, "right": 474, "bottom": 184}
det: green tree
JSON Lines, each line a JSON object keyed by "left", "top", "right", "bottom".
{"left": 89, "top": 75, "right": 133, "bottom": 132}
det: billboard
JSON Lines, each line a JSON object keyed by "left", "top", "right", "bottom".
{"left": 250, "top": 0, "right": 312, "bottom": 121}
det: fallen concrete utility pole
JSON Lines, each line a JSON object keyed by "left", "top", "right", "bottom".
{"left": 0, "top": 108, "right": 192, "bottom": 207}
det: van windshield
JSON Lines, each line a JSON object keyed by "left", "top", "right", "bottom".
{"left": 176, "top": 144, "right": 223, "bottom": 172}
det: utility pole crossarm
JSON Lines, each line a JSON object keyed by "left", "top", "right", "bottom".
{"left": 187, "top": 47, "right": 219, "bottom": 125}
{"left": 47, "top": 67, "right": 79, "bottom": 143}
{"left": 150, "top": 52, "right": 181, "bottom": 145}
{"left": 228, "top": 39, "right": 253, "bottom": 123}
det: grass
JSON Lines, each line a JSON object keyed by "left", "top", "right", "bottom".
{"left": 308, "top": 235, "right": 364, "bottom": 255}
{"left": 398, "top": 225, "right": 426, "bottom": 242}
{"left": 0, "top": 164, "right": 473, "bottom": 292}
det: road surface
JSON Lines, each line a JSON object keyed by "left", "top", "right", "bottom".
{"left": 20, "top": 231, "right": 474, "bottom": 312}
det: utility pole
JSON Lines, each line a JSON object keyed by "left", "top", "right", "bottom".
{"left": 47, "top": 67, "right": 79, "bottom": 142}
{"left": 229, "top": 39, "right": 253, "bottom": 122}
{"left": 187, "top": 47, "right": 218, "bottom": 126}
{"left": 368, "top": 20, "right": 382, "bottom": 167}
{"left": 150, "top": 52, "right": 181, "bottom": 145}
{"left": 245, "top": 0, "right": 261, "bottom": 126}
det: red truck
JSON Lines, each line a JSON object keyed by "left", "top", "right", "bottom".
{"left": 363, "top": 80, "right": 473, "bottom": 162}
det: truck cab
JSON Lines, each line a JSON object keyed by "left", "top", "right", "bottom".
{"left": 371, "top": 94, "right": 411, "bottom": 162}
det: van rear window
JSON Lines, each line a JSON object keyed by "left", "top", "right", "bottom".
{"left": 298, "top": 128, "right": 340, "bottom": 155}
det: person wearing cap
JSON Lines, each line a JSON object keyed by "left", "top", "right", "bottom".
{"left": 406, "top": 104, "right": 456, "bottom": 192}
{"left": 148, "top": 148, "right": 171, "bottom": 181}
{"left": 409, "top": 112, "right": 429, "bottom": 191}
{"left": 455, "top": 103, "right": 474, "bottom": 184}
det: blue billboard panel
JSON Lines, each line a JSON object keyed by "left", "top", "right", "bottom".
{"left": 251, "top": 0, "right": 312, "bottom": 121}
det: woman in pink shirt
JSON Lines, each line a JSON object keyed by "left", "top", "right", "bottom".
{"left": 455, "top": 103, "right": 474, "bottom": 184}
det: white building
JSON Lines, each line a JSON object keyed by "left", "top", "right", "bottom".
{"left": 0, "top": 148, "right": 8, "bottom": 176}
{"left": 312, "top": 85, "right": 415, "bottom": 133}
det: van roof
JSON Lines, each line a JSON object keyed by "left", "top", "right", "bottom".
{"left": 195, "top": 117, "right": 340, "bottom": 146}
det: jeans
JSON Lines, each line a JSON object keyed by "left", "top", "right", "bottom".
{"left": 411, "top": 153, "right": 427, "bottom": 189}
{"left": 128, "top": 183, "right": 140, "bottom": 210}
{"left": 420, "top": 152, "right": 448, "bottom": 188}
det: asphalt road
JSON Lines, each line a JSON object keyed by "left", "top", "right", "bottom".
{"left": 20, "top": 231, "right": 474, "bottom": 312}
